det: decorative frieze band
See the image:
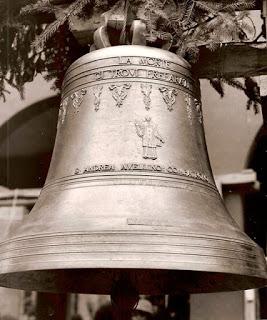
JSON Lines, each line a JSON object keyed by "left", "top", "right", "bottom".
{"left": 58, "top": 85, "right": 201, "bottom": 118}
{"left": 159, "top": 87, "right": 178, "bottom": 111}
{"left": 109, "top": 83, "right": 131, "bottom": 107}
{"left": 184, "top": 93, "right": 203, "bottom": 124}
{"left": 58, "top": 97, "right": 68, "bottom": 128}
{"left": 141, "top": 84, "right": 152, "bottom": 110}
{"left": 93, "top": 85, "right": 103, "bottom": 111}
{"left": 71, "top": 89, "right": 87, "bottom": 113}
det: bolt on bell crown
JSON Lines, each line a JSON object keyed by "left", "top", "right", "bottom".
{"left": 0, "top": 46, "right": 266, "bottom": 294}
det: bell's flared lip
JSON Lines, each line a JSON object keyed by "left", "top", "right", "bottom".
{"left": 0, "top": 268, "right": 266, "bottom": 295}
{"left": 0, "top": 230, "right": 266, "bottom": 293}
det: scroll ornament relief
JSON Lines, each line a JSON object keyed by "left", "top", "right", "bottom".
{"left": 141, "top": 84, "right": 152, "bottom": 110}
{"left": 159, "top": 87, "right": 178, "bottom": 111}
{"left": 184, "top": 93, "right": 203, "bottom": 124}
{"left": 70, "top": 88, "right": 87, "bottom": 113}
{"left": 184, "top": 93, "right": 193, "bottom": 124}
{"left": 57, "top": 97, "right": 69, "bottom": 129}
{"left": 194, "top": 98, "right": 203, "bottom": 123}
{"left": 93, "top": 85, "right": 103, "bottom": 111}
{"left": 109, "top": 83, "right": 131, "bottom": 107}
{"left": 135, "top": 117, "right": 165, "bottom": 160}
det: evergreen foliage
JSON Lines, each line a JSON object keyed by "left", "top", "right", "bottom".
{"left": 0, "top": 0, "right": 262, "bottom": 109}
{"left": 210, "top": 76, "right": 262, "bottom": 114}
{"left": 21, "top": 0, "right": 256, "bottom": 59}
{"left": 0, "top": 0, "right": 85, "bottom": 100}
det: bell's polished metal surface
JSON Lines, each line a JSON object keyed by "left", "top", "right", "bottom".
{"left": 0, "top": 46, "right": 266, "bottom": 294}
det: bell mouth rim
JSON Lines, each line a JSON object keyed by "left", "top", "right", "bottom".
{"left": 0, "top": 268, "right": 266, "bottom": 294}
{"left": 0, "top": 230, "right": 266, "bottom": 294}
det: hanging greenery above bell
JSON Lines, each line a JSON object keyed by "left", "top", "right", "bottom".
{"left": 0, "top": 0, "right": 261, "bottom": 107}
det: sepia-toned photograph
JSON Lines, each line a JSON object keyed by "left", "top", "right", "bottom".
{"left": 0, "top": 0, "right": 267, "bottom": 319}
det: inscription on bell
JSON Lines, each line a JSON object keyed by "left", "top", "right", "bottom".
{"left": 118, "top": 57, "right": 133, "bottom": 65}
{"left": 74, "top": 163, "right": 210, "bottom": 183}
{"left": 92, "top": 69, "right": 190, "bottom": 89}
{"left": 75, "top": 165, "right": 115, "bottom": 174}
{"left": 121, "top": 163, "right": 163, "bottom": 171}
{"left": 139, "top": 57, "right": 170, "bottom": 69}
{"left": 135, "top": 117, "right": 165, "bottom": 160}
{"left": 118, "top": 56, "right": 171, "bottom": 69}
{"left": 110, "top": 69, "right": 139, "bottom": 78}
{"left": 83, "top": 164, "right": 115, "bottom": 173}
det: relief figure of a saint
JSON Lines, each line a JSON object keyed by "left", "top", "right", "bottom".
{"left": 135, "top": 117, "right": 165, "bottom": 160}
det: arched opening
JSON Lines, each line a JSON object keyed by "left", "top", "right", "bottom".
{"left": 0, "top": 95, "right": 60, "bottom": 188}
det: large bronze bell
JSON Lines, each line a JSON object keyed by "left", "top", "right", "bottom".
{"left": 0, "top": 46, "right": 266, "bottom": 294}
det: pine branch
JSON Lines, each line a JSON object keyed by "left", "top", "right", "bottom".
{"left": 208, "top": 77, "right": 262, "bottom": 114}
{"left": 20, "top": 0, "right": 254, "bottom": 57}
{"left": 195, "top": 1, "right": 219, "bottom": 16}
{"left": 20, "top": 0, "right": 55, "bottom": 15}
{"left": 205, "top": 41, "right": 221, "bottom": 51}
{"left": 184, "top": 44, "right": 199, "bottom": 62}
{"left": 222, "top": 0, "right": 255, "bottom": 12}
{"left": 182, "top": 0, "right": 195, "bottom": 24}
{"left": 32, "top": 20, "right": 62, "bottom": 49}
{"left": 222, "top": 78, "right": 245, "bottom": 91}
{"left": 95, "top": 0, "right": 108, "bottom": 9}
{"left": 209, "top": 78, "right": 224, "bottom": 97}
{"left": 30, "top": 0, "right": 92, "bottom": 50}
